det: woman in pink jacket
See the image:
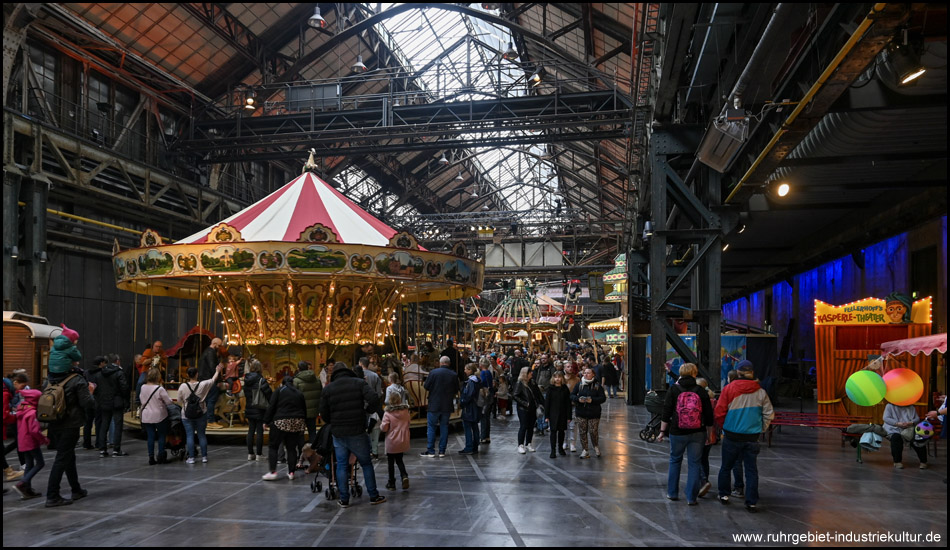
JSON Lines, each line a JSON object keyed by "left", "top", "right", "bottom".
{"left": 139, "top": 368, "right": 174, "bottom": 465}
{"left": 12, "top": 389, "right": 49, "bottom": 499}
{"left": 380, "top": 392, "right": 410, "bottom": 491}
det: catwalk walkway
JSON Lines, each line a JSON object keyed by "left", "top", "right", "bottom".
{"left": 3, "top": 398, "right": 946, "bottom": 547}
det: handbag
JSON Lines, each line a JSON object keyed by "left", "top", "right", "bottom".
{"left": 249, "top": 377, "right": 268, "bottom": 410}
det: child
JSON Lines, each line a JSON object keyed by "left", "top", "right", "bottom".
{"left": 12, "top": 386, "right": 49, "bottom": 499}
{"left": 495, "top": 368, "right": 510, "bottom": 421}
{"left": 379, "top": 392, "right": 410, "bottom": 491}
{"left": 385, "top": 372, "right": 408, "bottom": 407}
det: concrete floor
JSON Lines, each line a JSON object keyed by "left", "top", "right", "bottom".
{"left": 3, "top": 399, "right": 947, "bottom": 547}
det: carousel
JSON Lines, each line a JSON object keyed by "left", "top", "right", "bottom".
{"left": 114, "top": 154, "right": 483, "bottom": 431}
{"left": 472, "top": 279, "right": 577, "bottom": 352}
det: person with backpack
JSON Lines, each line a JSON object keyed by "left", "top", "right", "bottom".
{"left": 95, "top": 354, "right": 130, "bottom": 457}
{"left": 244, "top": 359, "right": 272, "bottom": 461}
{"left": 42, "top": 328, "right": 96, "bottom": 508}
{"left": 3, "top": 374, "right": 26, "bottom": 482}
{"left": 571, "top": 367, "right": 607, "bottom": 459}
{"left": 178, "top": 364, "right": 223, "bottom": 464}
{"left": 657, "top": 363, "right": 715, "bottom": 506}
{"left": 12, "top": 387, "right": 48, "bottom": 500}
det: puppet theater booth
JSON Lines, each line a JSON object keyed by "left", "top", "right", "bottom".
{"left": 815, "top": 295, "right": 933, "bottom": 422}
{"left": 114, "top": 156, "right": 483, "bottom": 433}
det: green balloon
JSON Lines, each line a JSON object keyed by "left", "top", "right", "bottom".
{"left": 845, "top": 370, "right": 886, "bottom": 407}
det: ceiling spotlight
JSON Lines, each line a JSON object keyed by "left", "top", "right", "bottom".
{"left": 889, "top": 37, "right": 926, "bottom": 85}
{"left": 244, "top": 89, "right": 257, "bottom": 110}
{"left": 308, "top": 6, "right": 327, "bottom": 29}
{"left": 456, "top": 171, "right": 464, "bottom": 181}
{"left": 352, "top": 55, "right": 368, "bottom": 73}
{"left": 482, "top": 3, "right": 500, "bottom": 10}
{"left": 529, "top": 72, "right": 542, "bottom": 87}
{"left": 722, "top": 243, "right": 730, "bottom": 252}
{"left": 471, "top": 189, "right": 479, "bottom": 198}
{"left": 438, "top": 153, "right": 449, "bottom": 165}
{"left": 776, "top": 182, "right": 790, "bottom": 197}
{"left": 503, "top": 41, "right": 519, "bottom": 61}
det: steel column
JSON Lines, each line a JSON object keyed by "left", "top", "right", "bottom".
{"left": 3, "top": 170, "right": 20, "bottom": 311}
{"left": 29, "top": 177, "right": 48, "bottom": 316}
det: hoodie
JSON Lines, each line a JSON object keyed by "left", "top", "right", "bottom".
{"left": 460, "top": 374, "right": 481, "bottom": 422}
{"left": 293, "top": 369, "right": 323, "bottom": 419}
{"left": 714, "top": 378, "right": 774, "bottom": 442}
{"left": 17, "top": 389, "right": 50, "bottom": 452}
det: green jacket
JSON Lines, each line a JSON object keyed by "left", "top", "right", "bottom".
{"left": 49, "top": 335, "right": 82, "bottom": 374}
{"left": 293, "top": 370, "right": 323, "bottom": 419}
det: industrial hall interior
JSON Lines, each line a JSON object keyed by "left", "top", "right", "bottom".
{"left": 2, "top": 2, "right": 947, "bottom": 548}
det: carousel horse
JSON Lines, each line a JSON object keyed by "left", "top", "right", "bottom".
{"left": 215, "top": 378, "right": 246, "bottom": 427}
{"left": 404, "top": 379, "right": 428, "bottom": 419}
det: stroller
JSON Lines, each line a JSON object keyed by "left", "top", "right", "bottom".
{"left": 164, "top": 402, "right": 187, "bottom": 461}
{"left": 306, "top": 423, "right": 362, "bottom": 501}
{"left": 639, "top": 389, "right": 666, "bottom": 442}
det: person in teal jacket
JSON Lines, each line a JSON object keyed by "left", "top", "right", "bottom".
{"left": 49, "top": 326, "right": 82, "bottom": 375}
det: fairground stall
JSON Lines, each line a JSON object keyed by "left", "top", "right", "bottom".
{"left": 113, "top": 157, "right": 483, "bottom": 429}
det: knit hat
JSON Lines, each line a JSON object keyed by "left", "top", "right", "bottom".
{"left": 736, "top": 360, "right": 755, "bottom": 374}
{"left": 61, "top": 324, "right": 79, "bottom": 343}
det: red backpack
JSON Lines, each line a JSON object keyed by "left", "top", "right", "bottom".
{"left": 675, "top": 389, "right": 703, "bottom": 430}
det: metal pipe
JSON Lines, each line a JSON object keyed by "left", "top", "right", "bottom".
{"left": 728, "top": 4, "right": 798, "bottom": 104}
{"left": 725, "top": 3, "right": 889, "bottom": 204}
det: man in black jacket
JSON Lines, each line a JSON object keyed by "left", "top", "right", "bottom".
{"left": 319, "top": 362, "right": 385, "bottom": 508}
{"left": 95, "top": 354, "right": 130, "bottom": 457}
{"left": 45, "top": 363, "right": 96, "bottom": 507}
{"left": 198, "top": 337, "right": 222, "bottom": 426}
{"left": 82, "top": 357, "right": 106, "bottom": 450}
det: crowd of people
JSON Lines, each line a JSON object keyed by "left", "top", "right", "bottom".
{"left": 3, "top": 327, "right": 944, "bottom": 514}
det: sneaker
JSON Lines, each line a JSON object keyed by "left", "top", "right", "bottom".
{"left": 458, "top": 449, "right": 475, "bottom": 455}
{"left": 579, "top": 450, "right": 590, "bottom": 459}
{"left": 385, "top": 480, "right": 396, "bottom": 490}
{"left": 746, "top": 504, "right": 758, "bottom": 513}
{"left": 70, "top": 489, "right": 88, "bottom": 501}
{"left": 261, "top": 471, "right": 279, "bottom": 481}
{"left": 202, "top": 456, "right": 208, "bottom": 463}
{"left": 402, "top": 477, "right": 410, "bottom": 490}
{"left": 570, "top": 444, "right": 576, "bottom": 453}
{"left": 527, "top": 443, "right": 536, "bottom": 453}
{"left": 562, "top": 442, "right": 569, "bottom": 451}
{"left": 719, "top": 495, "right": 730, "bottom": 505}
{"left": 257, "top": 455, "right": 267, "bottom": 461}
{"left": 731, "top": 487, "right": 745, "bottom": 498}
{"left": 667, "top": 495, "right": 679, "bottom": 501}
{"left": 186, "top": 457, "right": 196, "bottom": 464}
{"left": 112, "top": 450, "right": 128, "bottom": 457}
{"left": 370, "top": 495, "right": 386, "bottom": 505}
{"left": 45, "top": 497, "right": 73, "bottom": 508}
{"left": 518, "top": 444, "right": 526, "bottom": 454}
{"left": 99, "top": 450, "right": 109, "bottom": 458}
{"left": 688, "top": 501, "right": 698, "bottom": 506}
{"left": 12, "top": 482, "right": 27, "bottom": 499}
{"left": 558, "top": 448, "right": 566, "bottom": 456}
{"left": 594, "top": 446, "right": 601, "bottom": 458}
{"left": 920, "top": 463, "right": 928, "bottom": 470}
{"left": 287, "top": 471, "right": 296, "bottom": 481}
{"left": 23, "top": 487, "right": 41, "bottom": 500}
{"left": 420, "top": 451, "right": 436, "bottom": 458}
{"left": 894, "top": 462, "right": 904, "bottom": 469}
{"left": 437, "top": 452, "right": 446, "bottom": 458}
{"left": 339, "top": 499, "right": 350, "bottom": 508}
{"left": 699, "top": 481, "right": 712, "bottom": 497}
{"left": 248, "top": 454, "right": 256, "bottom": 461}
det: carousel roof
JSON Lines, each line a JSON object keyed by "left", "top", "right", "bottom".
{"left": 177, "top": 172, "right": 405, "bottom": 247}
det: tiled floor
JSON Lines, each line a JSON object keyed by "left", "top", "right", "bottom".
{"left": 3, "top": 399, "right": 947, "bottom": 547}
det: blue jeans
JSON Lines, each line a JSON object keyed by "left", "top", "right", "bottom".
{"left": 205, "top": 384, "right": 220, "bottom": 423}
{"left": 426, "top": 411, "right": 450, "bottom": 454}
{"left": 462, "top": 420, "right": 480, "bottom": 452}
{"left": 607, "top": 385, "right": 618, "bottom": 398}
{"left": 668, "top": 432, "right": 705, "bottom": 502}
{"left": 22, "top": 448, "right": 45, "bottom": 487}
{"left": 144, "top": 418, "right": 170, "bottom": 458}
{"left": 332, "top": 434, "right": 379, "bottom": 502}
{"left": 718, "top": 437, "right": 760, "bottom": 505}
{"left": 182, "top": 415, "right": 208, "bottom": 459}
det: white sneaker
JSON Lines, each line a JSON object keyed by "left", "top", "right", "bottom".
{"left": 186, "top": 457, "right": 195, "bottom": 464}
{"left": 257, "top": 455, "right": 267, "bottom": 461}
{"left": 287, "top": 471, "right": 296, "bottom": 480}
{"left": 570, "top": 444, "right": 576, "bottom": 453}
{"left": 527, "top": 443, "right": 536, "bottom": 452}
{"left": 579, "top": 449, "right": 590, "bottom": 459}
{"left": 594, "top": 446, "right": 601, "bottom": 458}
{"left": 248, "top": 454, "right": 256, "bottom": 461}
{"left": 518, "top": 444, "right": 526, "bottom": 454}
{"left": 261, "top": 471, "right": 279, "bottom": 481}
{"left": 201, "top": 456, "right": 208, "bottom": 463}
{"left": 562, "top": 442, "right": 569, "bottom": 451}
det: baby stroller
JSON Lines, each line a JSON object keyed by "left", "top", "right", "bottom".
{"left": 307, "top": 424, "right": 362, "bottom": 501}
{"left": 164, "top": 402, "right": 187, "bottom": 461}
{"left": 639, "top": 389, "right": 666, "bottom": 442}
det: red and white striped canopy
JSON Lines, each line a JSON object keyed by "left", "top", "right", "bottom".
{"left": 178, "top": 172, "right": 402, "bottom": 246}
